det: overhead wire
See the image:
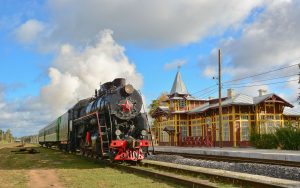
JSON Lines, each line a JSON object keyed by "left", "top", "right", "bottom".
{"left": 200, "top": 89, "right": 219, "bottom": 98}
{"left": 191, "top": 84, "right": 217, "bottom": 95}
{"left": 191, "top": 61, "right": 299, "bottom": 98}
{"left": 194, "top": 88, "right": 218, "bottom": 98}
{"left": 222, "top": 63, "right": 299, "bottom": 84}
{"left": 223, "top": 74, "right": 298, "bottom": 86}
{"left": 222, "top": 79, "right": 298, "bottom": 89}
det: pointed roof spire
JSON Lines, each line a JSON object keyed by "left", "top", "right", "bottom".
{"left": 170, "top": 66, "right": 188, "bottom": 95}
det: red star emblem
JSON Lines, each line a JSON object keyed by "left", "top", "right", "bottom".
{"left": 119, "top": 100, "right": 133, "bottom": 112}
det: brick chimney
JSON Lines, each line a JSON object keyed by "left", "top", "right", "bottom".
{"left": 227, "top": 89, "right": 235, "bottom": 98}
{"left": 258, "top": 89, "right": 267, "bottom": 96}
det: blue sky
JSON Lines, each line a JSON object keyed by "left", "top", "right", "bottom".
{"left": 1, "top": 0, "right": 300, "bottom": 137}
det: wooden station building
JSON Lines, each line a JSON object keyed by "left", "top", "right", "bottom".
{"left": 151, "top": 69, "right": 300, "bottom": 147}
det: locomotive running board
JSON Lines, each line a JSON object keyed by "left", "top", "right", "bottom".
{"left": 73, "top": 112, "right": 98, "bottom": 122}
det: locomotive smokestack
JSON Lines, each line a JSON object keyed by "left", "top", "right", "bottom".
{"left": 95, "top": 89, "right": 98, "bottom": 97}
{"left": 113, "top": 78, "right": 126, "bottom": 87}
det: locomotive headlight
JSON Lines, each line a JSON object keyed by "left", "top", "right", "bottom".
{"left": 141, "top": 130, "right": 147, "bottom": 136}
{"left": 115, "top": 129, "right": 122, "bottom": 136}
{"left": 124, "top": 84, "right": 134, "bottom": 95}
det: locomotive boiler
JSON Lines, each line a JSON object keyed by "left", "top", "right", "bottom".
{"left": 38, "top": 78, "right": 151, "bottom": 161}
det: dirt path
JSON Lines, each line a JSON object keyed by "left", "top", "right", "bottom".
{"left": 28, "top": 169, "right": 64, "bottom": 188}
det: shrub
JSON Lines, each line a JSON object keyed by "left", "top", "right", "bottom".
{"left": 275, "top": 125, "right": 300, "bottom": 150}
{"left": 250, "top": 125, "right": 300, "bottom": 150}
{"left": 249, "top": 133, "right": 260, "bottom": 147}
{"left": 250, "top": 133, "right": 278, "bottom": 149}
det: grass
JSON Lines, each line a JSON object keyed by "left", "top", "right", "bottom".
{"left": 0, "top": 143, "right": 181, "bottom": 188}
{"left": 0, "top": 170, "right": 28, "bottom": 188}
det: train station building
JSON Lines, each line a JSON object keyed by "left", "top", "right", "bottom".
{"left": 151, "top": 69, "right": 300, "bottom": 147}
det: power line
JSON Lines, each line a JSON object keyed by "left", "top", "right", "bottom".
{"left": 201, "top": 89, "right": 218, "bottom": 98}
{"left": 223, "top": 74, "right": 298, "bottom": 86}
{"left": 223, "top": 63, "right": 299, "bottom": 84}
{"left": 191, "top": 84, "right": 216, "bottom": 95}
{"left": 223, "top": 79, "right": 298, "bottom": 89}
{"left": 192, "top": 61, "right": 299, "bottom": 97}
{"left": 195, "top": 88, "right": 218, "bottom": 98}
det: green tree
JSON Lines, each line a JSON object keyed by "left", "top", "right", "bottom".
{"left": 149, "top": 92, "right": 168, "bottom": 115}
{"left": 0, "top": 129, "right": 2, "bottom": 142}
{"left": 4, "top": 129, "right": 12, "bottom": 143}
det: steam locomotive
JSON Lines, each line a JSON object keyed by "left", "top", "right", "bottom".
{"left": 38, "top": 78, "right": 151, "bottom": 161}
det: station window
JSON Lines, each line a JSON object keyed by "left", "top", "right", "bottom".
{"left": 215, "top": 123, "right": 219, "bottom": 141}
{"left": 241, "top": 115, "right": 248, "bottom": 120}
{"left": 260, "top": 121, "right": 277, "bottom": 134}
{"left": 223, "top": 116, "right": 229, "bottom": 121}
{"left": 241, "top": 121, "right": 249, "bottom": 141}
{"left": 192, "top": 126, "right": 202, "bottom": 136}
{"left": 223, "top": 122, "right": 230, "bottom": 141}
{"left": 181, "top": 126, "right": 188, "bottom": 137}
{"left": 161, "top": 131, "right": 169, "bottom": 142}
{"left": 178, "top": 121, "right": 184, "bottom": 125}
{"left": 179, "top": 100, "right": 186, "bottom": 108}
{"left": 275, "top": 121, "right": 281, "bottom": 128}
{"left": 267, "top": 121, "right": 278, "bottom": 133}
{"left": 205, "top": 117, "right": 212, "bottom": 125}
{"left": 269, "top": 121, "right": 281, "bottom": 133}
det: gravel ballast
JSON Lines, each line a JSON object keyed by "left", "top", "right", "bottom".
{"left": 146, "top": 154, "right": 300, "bottom": 181}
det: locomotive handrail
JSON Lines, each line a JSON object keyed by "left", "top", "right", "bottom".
{"left": 73, "top": 112, "right": 97, "bottom": 122}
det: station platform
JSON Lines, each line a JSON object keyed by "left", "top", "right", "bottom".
{"left": 154, "top": 146, "right": 300, "bottom": 162}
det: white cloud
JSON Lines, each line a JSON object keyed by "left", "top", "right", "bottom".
{"left": 238, "top": 84, "right": 269, "bottom": 97}
{"left": 14, "top": 19, "right": 45, "bottom": 44}
{"left": 203, "top": 0, "right": 300, "bottom": 104}
{"left": 0, "top": 94, "right": 52, "bottom": 137}
{"left": 0, "top": 30, "right": 144, "bottom": 136}
{"left": 203, "top": 66, "right": 217, "bottom": 78}
{"left": 40, "top": 68, "right": 80, "bottom": 114}
{"left": 37, "top": 0, "right": 262, "bottom": 47}
{"left": 164, "top": 59, "right": 187, "bottom": 70}
{"left": 219, "top": 0, "right": 300, "bottom": 77}
{"left": 40, "top": 30, "right": 143, "bottom": 116}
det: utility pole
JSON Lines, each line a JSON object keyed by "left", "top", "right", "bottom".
{"left": 298, "top": 63, "right": 300, "bottom": 104}
{"left": 218, "top": 49, "right": 223, "bottom": 148}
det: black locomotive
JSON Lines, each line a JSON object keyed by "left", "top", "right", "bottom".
{"left": 39, "top": 78, "right": 151, "bottom": 161}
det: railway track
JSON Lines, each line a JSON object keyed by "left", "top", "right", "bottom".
{"left": 45, "top": 146, "right": 300, "bottom": 187}
{"left": 110, "top": 162, "right": 216, "bottom": 188}
{"left": 155, "top": 151, "right": 300, "bottom": 168}
{"left": 109, "top": 160, "right": 300, "bottom": 188}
